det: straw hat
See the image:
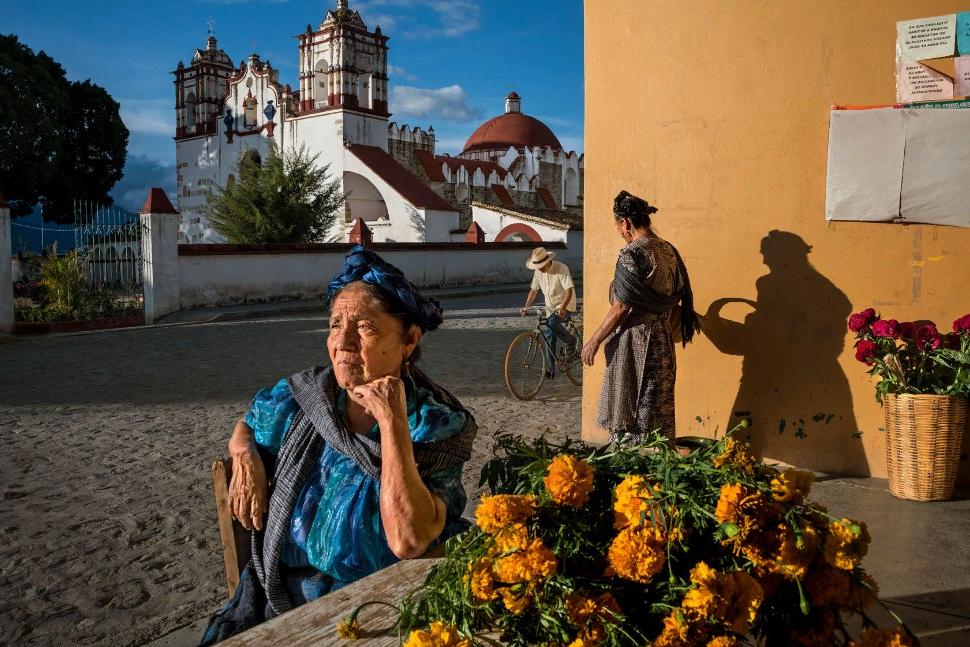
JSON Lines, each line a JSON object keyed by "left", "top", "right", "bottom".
{"left": 526, "top": 247, "right": 555, "bottom": 270}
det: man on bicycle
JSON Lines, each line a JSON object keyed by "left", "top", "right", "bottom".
{"left": 520, "top": 247, "right": 578, "bottom": 378}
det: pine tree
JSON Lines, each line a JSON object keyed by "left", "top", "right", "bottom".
{"left": 207, "top": 142, "right": 344, "bottom": 243}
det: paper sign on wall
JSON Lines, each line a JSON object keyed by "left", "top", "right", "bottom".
{"left": 956, "top": 56, "right": 970, "bottom": 96}
{"left": 958, "top": 12, "right": 970, "bottom": 55}
{"left": 897, "top": 61, "right": 954, "bottom": 102}
{"left": 897, "top": 14, "right": 956, "bottom": 61}
{"left": 899, "top": 109, "right": 970, "bottom": 227}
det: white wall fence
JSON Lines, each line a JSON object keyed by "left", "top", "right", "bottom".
{"left": 136, "top": 189, "right": 582, "bottom": 324}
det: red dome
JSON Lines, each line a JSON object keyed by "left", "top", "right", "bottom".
{"left": 462, "top": 112, "right": 562, "bottom": 154}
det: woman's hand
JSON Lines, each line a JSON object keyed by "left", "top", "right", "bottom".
{"left": 581, "top": 339, "right": 600, "bottom": 366}
{"left": 348, "top": 376, "right": 408, "bottom": 426}
{"left": 228, "top": 448, "right": 269, "bottom": 531}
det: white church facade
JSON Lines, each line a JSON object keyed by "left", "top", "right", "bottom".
{"left": 173, "top": 1, "right": 582, "bottom": 245}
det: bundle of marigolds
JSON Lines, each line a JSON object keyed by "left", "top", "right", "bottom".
{"left": 338, "top": 432, "right": 913, "bottom": 646}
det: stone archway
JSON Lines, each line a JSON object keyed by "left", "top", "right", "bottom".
{"left": 495, "top": 222, "right": 541, "bottom": 242}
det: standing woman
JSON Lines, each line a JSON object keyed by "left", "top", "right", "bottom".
{"left": 580, "top": 191, "right": 701, "bottom": 443}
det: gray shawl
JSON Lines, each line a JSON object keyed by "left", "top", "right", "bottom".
{"left": 251, "top": 365, "right": 477, "bottom": 614}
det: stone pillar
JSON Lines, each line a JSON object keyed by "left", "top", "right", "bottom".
{"left": 465, "top": 221, "right": 485, "bottom": 244}
{"left": 139, "top": 188, "right": 180, "bottom": 325}
{"left": 0, "top": 193, "right": 12, "bottom": 333}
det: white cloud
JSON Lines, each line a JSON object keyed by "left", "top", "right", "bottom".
{"left": 119, "top": 98, "right": 173, "bottom": 136}
{"left": 355, "top": 0, "right": 480, "bottom": 38}
{"left": 391, "top": 85, "right": 480, "bottom": 122}
{"left": 110, "top": 155, "right": 176, "bottom": 213}
{"left": 387, "top": 64, "right": 416, "bottom": 81}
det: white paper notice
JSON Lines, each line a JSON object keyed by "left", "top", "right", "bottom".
{"left": 956, "top": 55, "right": 970, "bottom": 96}
{"left": 899, "top": 109, "right": 970, "bottom": 227}
{"left": 897, "top": 61, "right": 954, "bottom": 103}
{"left": 897, "top": 14, "right": 957, "bottom": 62}
{"left": 825, "top": 109, "right": 905, "bottom": 222}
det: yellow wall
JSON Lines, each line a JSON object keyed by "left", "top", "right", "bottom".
{"left": 583, "top": 0, "right": 970, "bottom": 481}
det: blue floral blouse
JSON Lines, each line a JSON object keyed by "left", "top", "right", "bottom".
{"left": 244, "top": 376, "right": 468, "bottom": 604}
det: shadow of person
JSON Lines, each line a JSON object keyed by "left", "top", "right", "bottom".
{"left": 702, "top": 230, "right": 867, "bottom": 474}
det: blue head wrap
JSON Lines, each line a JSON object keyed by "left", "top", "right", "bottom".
{"left": 327, "top": 245, "right": 444, "bottom": 332}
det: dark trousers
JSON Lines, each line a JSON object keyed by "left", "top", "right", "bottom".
{"left": 543, "top": 312, "right": 576, "bottom": 375}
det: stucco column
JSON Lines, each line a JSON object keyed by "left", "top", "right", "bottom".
{"left": 139, "top": 188, "right": 180, "bottom": 325}
{"left": 0, "top": 194, "right": 12, "bottom": 333}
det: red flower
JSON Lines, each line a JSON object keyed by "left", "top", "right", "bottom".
{"left": 854, "top": 339, "right": 877, "bottom": 364}
{"left": 915, "top": 324, "right": 942, "bottom": 350}
{"left": 898, "top": 321, "right": 917, "bottom": 340}
{"left": 848, "top": 308, "right": 877, "bottom": 333}
{"left": 871, "top": 319, "right": 899, "bottom": 339}
{"left": 953, "top": 314, "right": 970, "bottom": 333}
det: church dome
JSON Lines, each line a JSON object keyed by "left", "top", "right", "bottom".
{"left": 462, "top": 93, "right": 562, "bottom": 154}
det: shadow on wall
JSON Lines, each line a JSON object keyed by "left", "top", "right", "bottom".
{"left": 702, "top": 230, "right": 867, "bottom": 475}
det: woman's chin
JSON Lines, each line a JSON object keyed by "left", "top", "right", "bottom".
{"left": 334, "top": 368, "right": 367, "bottom": 389}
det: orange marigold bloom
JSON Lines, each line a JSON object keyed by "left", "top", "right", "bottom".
{"left": 720, "top": 570, "right": 764, "bottom": 634}
{"left": 403, "top": 622, "right": 470, "bottom": 647}
{"left": 771, "top": 468, "right": 815, "bottom": 503}
{"left": 493, "top": 538, "right": 557, "bottom": 583}
{"left": 652, "top": 613, "right": 691, "bottom": 647}
{"left": 824, "top": 518, "right": 871, "bottom": 570}
{"left": 606, "top": 526, "right": 666, "bottom": 584}
{"left": 712, "top": 437, "right": 756, "bottom": 473}
{"left": 613, "top": 475, "right": 662, "bottom": 529}
{"left": 336, "top": 618, "right": 361, "bottom": 641}
{"left": 545, "top": 454, "right": 595, "bottom": 507}
{"left": 466, "top": 558, "right": 498, "bottom": 602}
{"left": 494, "top": 522, "right": 531, "bottom": 552}
{"left": 849, "top": 627, "right": 913, "bottom": 647}
{"left": 706, "top": 637, "right": 741, "bottom": 647}
{"left": 500, "top": 586, "right": 531, "bottom": 615}
{"left": 475, "top": 494, "right": 537, "bottom": 533}
{"left": 773, "top": 522, "right": 819, "bottom": 579}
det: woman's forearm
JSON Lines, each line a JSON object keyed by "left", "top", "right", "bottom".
{"left": 229, "top": 418, "right": 257, "bottom": 458}
{"left": 591, "top": 301, "right": 631, "bottom": 345}
{"left": 378, "top": 415, "right": 445, "bottom": 559}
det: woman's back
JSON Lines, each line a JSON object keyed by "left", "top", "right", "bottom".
{"left": 613, "top": 236, "right": 682, "bottom": 308}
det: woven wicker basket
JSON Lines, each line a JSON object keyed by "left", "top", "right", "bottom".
{"left": 883, "top": 393, "right": 967, "bottom": 501}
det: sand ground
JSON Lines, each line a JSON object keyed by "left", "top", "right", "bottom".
{"left": 0, "top": 294, "right": 582, "bottom": 646}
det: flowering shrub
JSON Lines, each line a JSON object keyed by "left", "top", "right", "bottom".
{"left": 340, "top": 432, "right": 911, "bottom": 646}
{"left": 848, "top": 309, "right": 970, "bottom": 402}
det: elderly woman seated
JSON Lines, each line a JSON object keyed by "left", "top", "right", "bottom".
{"left": 201, "top": 247, "right": 476, "bottom": 644}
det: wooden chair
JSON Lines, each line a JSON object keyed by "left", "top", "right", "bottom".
{"left": 212, "top": 458, "right": 252, "bottom": 599}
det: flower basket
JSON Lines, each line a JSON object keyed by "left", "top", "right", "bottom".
{"left": 883, "top": 393, "right": 966, "bottom": 501}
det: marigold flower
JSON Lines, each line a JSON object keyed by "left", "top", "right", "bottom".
{"left": 770, "top": 468, "right": 815, "bottom": 503}
{"left": 773, "top": 522, "right": 819, "bottom": 579}
{"left": 605, "top": 526, "right": 666, "bottom": 583}
{"left": 824, "top": 518, "right": 871, "bottom": 570}
{"left": 652, "top": 613, "right": 691, "bottom": 647}
{"left": 466, "top": 558, "right": 498, "bottom": 602}
{"left": 493, "top": 538, "right": 557, "bottom": 583}
{"left": 545, "top": 454, "right": 595, "bottom": 507}
{"left": 613, "top": 475, "right": 662, "bottom": 529}
{"left": 849, "top": 627, "right": 913, "bottom": 647}
{"left": 706, "top": 637, "right": 741, "bottom": 647}
{"left": 403, "top": 622, "right": 470, "bottom": 647}
{"left": 712, "top": 437, "right": 756, "bottom": 473}
{"left": 566, "top": 624, "right": 605, "bottom": 647}
{"left": 715, "top": 483, "right": 746, "bottom": 524}
{"left": 720, "top": 570, "right": 764, "bottom": 634}
{"left": 494, "top": 523, "right": 530, "bottom": 552}
{"left": 475, "top": 494, "right": 537, "bottom": 533}
{"left": 336, "top": 618, "right": 361, "bottom": 641}
{"left": 500, "top": 586, "right": 531, "bottom": 615}
{"left": 566, "top": 592, "right": 621, "bottom": 627}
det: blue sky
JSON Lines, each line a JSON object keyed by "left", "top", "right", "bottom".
{"left": 4, "top": 0, "right": 583, "bottom": 221}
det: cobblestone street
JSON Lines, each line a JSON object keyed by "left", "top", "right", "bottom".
{"left": 0, "top": 294, "right": 583, "bottom": 646}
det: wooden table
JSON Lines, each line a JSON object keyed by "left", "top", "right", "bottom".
{"left": 221, "top": 557, "right": 440, "bottom": 646}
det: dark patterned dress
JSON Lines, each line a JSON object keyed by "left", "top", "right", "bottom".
{"left": 596, "top": 236, "right": 683, "bottom": 442}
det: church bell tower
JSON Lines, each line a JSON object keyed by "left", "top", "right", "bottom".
{"left": 173, "top": 32, "right": 234, "bottom": 140}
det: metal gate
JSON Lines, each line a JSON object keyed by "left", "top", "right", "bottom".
{"left": 73, "top": 200, "right": 144, "bottom": 311}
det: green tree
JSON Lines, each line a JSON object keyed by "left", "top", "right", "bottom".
{"left": 0, "top": 35, "right": 128, "bottom": 222}
{"left": 207, "top": 142, "right": 345, "bottom": 243}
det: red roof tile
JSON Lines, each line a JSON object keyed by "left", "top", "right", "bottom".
{"left": 414, "top": 148, "right": 446, "bottom": 182}
{"left": 491, "top": 184, "right": 514, "bottom": 206}
{"left": 140, "top": 188, "right": 178, "bottom": 215}
{"left": 348, "top": 144, "right": 456, "bottom": 212}
{"left": 537, "top": 187, "right": 557, "bottom": 210}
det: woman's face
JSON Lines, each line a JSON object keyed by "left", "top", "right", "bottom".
{"left": 327, "top": 283, "right": 421, "bottom": 389}
{"left": 615, "top": 217, "right": 632, "bottom": 242}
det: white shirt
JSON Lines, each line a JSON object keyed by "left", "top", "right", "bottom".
{"left": 531, "top": 260, "right": 576, "bottom": 314}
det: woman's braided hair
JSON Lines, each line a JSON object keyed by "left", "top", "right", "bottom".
{"left": 613, "top": 190, "right": 658, "bottom": 229}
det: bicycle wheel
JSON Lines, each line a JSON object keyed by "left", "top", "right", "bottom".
{"left": 504, "top": 331, "right": 546, "bottom": 400}
{"left": 563, "top": 321, "right": 584, "bottom": 386}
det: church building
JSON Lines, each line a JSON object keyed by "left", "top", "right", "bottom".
{"left": 173, "top": 1, "right": 583, "bottom": 245}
